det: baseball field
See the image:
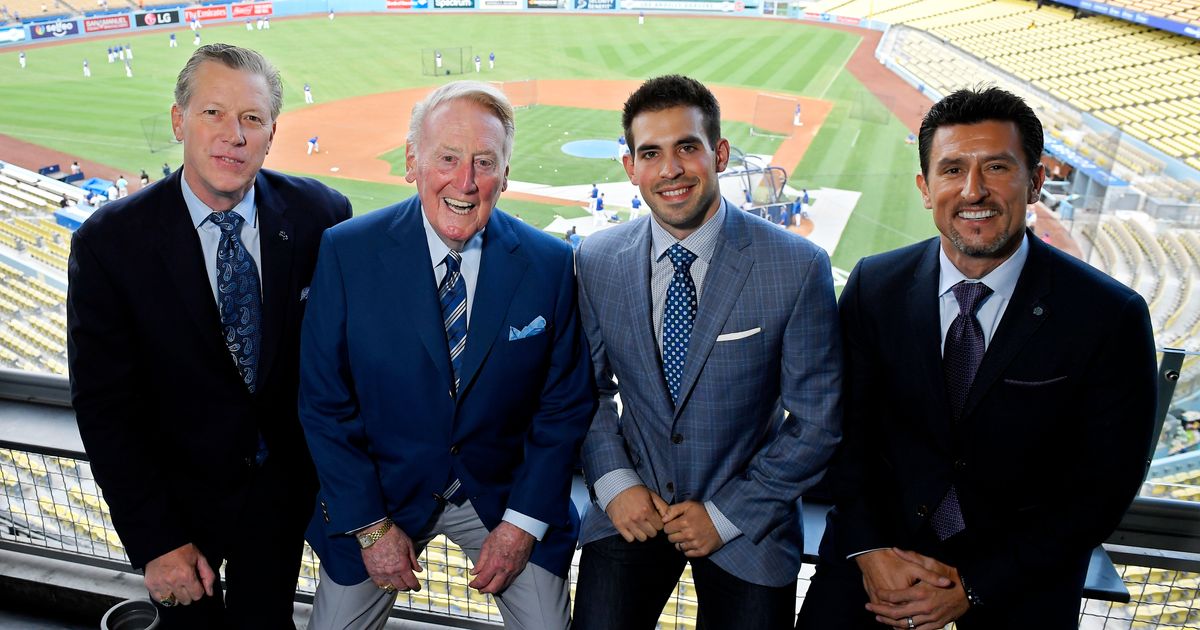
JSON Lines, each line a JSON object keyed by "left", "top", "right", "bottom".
{"left": 0, "top": 12, "right": 937, "bottom": 270}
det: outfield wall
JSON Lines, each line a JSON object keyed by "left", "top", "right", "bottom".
{"left": 0, "top": 0, "right": 768, "bottom": 48}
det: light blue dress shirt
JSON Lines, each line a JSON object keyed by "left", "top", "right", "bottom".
{"left": 180, "top": 171, "right": 261, "bottom": 306}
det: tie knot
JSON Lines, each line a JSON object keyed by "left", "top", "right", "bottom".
{"left": 444, "top": 250, "right": 462, "bottom": 275}
{"left": 209, "top": 211, "right": 244, "bottom": 232}
{"left": 952, "top": 281, "right": 992, "bottom": 315}
{"left": 666, "top": 244, "right": 696, "bottom": 273}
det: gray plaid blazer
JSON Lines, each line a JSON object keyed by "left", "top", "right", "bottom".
{"left": 576, "top": 200, "right": 843, "bottom": 587}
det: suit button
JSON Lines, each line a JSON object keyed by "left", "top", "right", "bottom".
{"left": 916, "top": 504, "right": 929, "bottom": 518}
{"left": 671, "top": 434, "right": 683, "bottom": 444}
{"left": 450, "top": 444, "right": 461, "bottom": 455}
{"left": 433, "top": 493, "right": 446, "bottom": 504}
{"left": 665, "top": 482, "right": 675, "bottom": 493}
{"left": 955, "top": 459, "right": 967, "bottom": 472}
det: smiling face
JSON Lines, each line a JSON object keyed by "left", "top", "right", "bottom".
{"left": 406, "top": 98, "right": 509, "bottom": 250}
{"left": 917, "top": 119, "right": 1045, "bottom": 278}
{"left": 624, "top": 105, "right": 729, "bottom": 241}
{"left": 171, "top": 61, "right": 275, "bottom": 212}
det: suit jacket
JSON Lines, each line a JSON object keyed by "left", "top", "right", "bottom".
{"left": 821, "top": 234, "right": 1157, "bottom": 622}
{"left": 300, "top": 196, "right": 594, "bottom": 585}
{"left": 67, "top": 168, "right": 351, "bottom": 569}
{"left": 576, "top": 204, "right": 842, "bottom": 587}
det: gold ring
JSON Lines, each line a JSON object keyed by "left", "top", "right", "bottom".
{"left": 381, "top": 584, "right": 398, "bottom": 594}
{"left": 159, "top": 594, "right": 177, "bottom": 608}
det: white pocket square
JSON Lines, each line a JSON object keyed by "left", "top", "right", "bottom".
{"left": 716, "top": 327, "right": 761, "bottom": 342}
{"left": 300, "top": 286, "right": 310, "bottom": 302}
{"left": 509, "top": 316, "right": 547, "bottom": 341}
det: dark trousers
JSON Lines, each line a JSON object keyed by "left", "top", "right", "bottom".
{"left": 573, "top": 534, "right": 795, "bottom": 630}
{"left": 151, "top": 457, "right": 311, "bottom": 630}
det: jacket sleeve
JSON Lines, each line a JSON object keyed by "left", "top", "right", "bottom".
{"left": 503, "top": 245, "right": 596, "bottom": 527}
{"left": 67, "top": 232, "right": 188, "bottom": 569}
{"left": 707, "top": 247, "right": 844, "bottom": 543}
{"left": 297, "top": 230, "right": 386, "bottom": 534}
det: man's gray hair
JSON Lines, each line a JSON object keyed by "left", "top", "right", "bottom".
{"left": 407, "top": 81, "right": 515, "bottom": 161}
{"left": 174, "top": 43, "right": 283, "bottom": 121}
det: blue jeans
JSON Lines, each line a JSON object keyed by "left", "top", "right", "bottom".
{"left": 573, "top": 534, "right": 794, "bottom": 630}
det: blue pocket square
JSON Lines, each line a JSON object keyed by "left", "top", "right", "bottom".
{"left": 509, "top": 316, "right": 547, "bottom": 341}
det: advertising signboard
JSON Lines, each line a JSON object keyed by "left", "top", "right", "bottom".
{"left": 135, "top": 9, "right": 180, "bottom": 26}
{"left": 30, "top": 19, "right": 79, "bottom": 40}
{"left": 231, "top": 2, "right": 273, "bottom": 17}
{"left": 84, "top": 14, "right": 130, "bottom": 32}
{"left": 183, "top": 6, "right": 229, "bottom": 22}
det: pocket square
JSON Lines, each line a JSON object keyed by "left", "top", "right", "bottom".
{"left": 716, "top": 327, "right": 761, "bottom": 342}
{"left": 300, "top": 286, "right": 310, "bottom": 302}
{"left": 509, "top": 316, "right": 547, "bottom": 341}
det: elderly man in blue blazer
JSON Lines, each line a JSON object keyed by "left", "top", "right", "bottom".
{"left": 299, "top": 81, "right": 594, "bottom": 630}
{"left": 571, "top": 75, "right": 843, "bottom": 630}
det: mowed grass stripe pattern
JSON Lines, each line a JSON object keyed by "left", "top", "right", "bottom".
{"left": 0, "top": 13, "right": 929, "bottom": 263}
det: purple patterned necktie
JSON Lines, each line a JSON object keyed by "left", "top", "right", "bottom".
{"left": 931, "top": 281, "right": 992, "bottom": 541}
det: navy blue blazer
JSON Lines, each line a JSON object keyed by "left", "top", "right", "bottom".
{"left": 821, "top": 234, "right": 1157, "bottom": 623}
{"left": 300, "top": 196, "right": 595, "bottom": 584}
{"left": 68, "top": 169, "right": 351, "bottom": 569}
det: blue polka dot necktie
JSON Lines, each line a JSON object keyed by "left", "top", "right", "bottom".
{"left": 931, "top": 280, "right": 992, "bottom": 541}
{"left": 662, "top": 244, "right": 698, "bottom": 406}
{"left": 440, "top": 250, "right": 467, "bottom": 394}
{"left": 210, "top": 211, "right": 262, "bottom": 394}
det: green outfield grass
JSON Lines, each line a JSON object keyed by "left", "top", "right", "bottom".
{"left": 0, "top": 13, "right": 930, "bottom": 264}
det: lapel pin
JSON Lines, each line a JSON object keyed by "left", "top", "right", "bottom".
{"left": 278, "top": 230, "right": 289, "bottom": 241}
{"left": 1032, "top": 306, "right": 1044, "bottom": 316}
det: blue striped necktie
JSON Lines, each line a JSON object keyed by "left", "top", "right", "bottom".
{"left": 440, "top": 250, "right": 467, "bottom": 393}
{"left": 439, "top": 250, "right": 467, "bottom": 505}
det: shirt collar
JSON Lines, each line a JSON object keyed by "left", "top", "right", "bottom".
{"left": 650, "top": 199, "right": 727, "bottom": 263}
{"left": 181, "top": 168, "right": 257, "bottom": 230}
{"left": 421, "top": 205, "right": 484, "bottom": 267}
{"left": 938, "top": 231, "right": 1029, "bottom": 300}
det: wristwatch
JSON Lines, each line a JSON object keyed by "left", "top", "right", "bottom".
{"left": 356, "top": 519, "right": 392, "bottom": 549}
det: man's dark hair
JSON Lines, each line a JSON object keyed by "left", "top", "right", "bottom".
{"left": 918, "top": 86, "right": 1043, "bottom": 176}
{"left": 622, "top": 75, "right": 721, "bottom": 151}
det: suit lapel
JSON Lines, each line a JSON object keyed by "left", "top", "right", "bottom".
{"left": 254, "top": 174, "right": 293, "bottom": 390}
{"left": 962, "top": 234, "right": 1052, "bottom": 420}
{"left": 906, "top": 239, "right": 952, "bottom": 442}
{"left": 151, "top": 171, "right": 236, "bottom": 372}
{"left": 673, "top": 206, "right": 752, "bottom": 418}
{"left": 457, "top": 212, "right": 526, "bottom": 398}
{"left": 619, "top": 219, "right": 674, "bottom": 415}
{"left": 377, "top": 199, "right": 455, "bottom": 390}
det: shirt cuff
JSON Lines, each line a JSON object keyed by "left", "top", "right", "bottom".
{"left": 704, "top": 501, "right": 743, "bottom": 545}
{"left": 847, "top": 547, "right": 890, "bottom": 560}
{"left": 593, "top": 468, "right": 644, "bottom": 512}
{"left": 502, "top": 509, "right": 548, "bottom": 541}
{"left": 348, "top": 516, "right": 388, "bottom": 537}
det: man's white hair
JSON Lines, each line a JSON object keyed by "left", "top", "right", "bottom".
{"left": 407, "top": 80, "right": 515, "bottom": 161}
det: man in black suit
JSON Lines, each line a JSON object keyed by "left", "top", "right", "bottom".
{"left": 67, "top": 44, "right": 351, "bottom": 629}
{"left": 797, "top": 87, "right": 1157, "bottom": 629}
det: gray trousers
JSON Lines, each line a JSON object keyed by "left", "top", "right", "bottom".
{"left": 309, "top": 500, "right": 570, "bottom": 630}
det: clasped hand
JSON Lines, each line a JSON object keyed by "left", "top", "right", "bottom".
{"left": 855, "top": 548, "right": 969, "bottom": 629}
{"left": 605, "top": 485, "right": 725, "bottom": 557}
